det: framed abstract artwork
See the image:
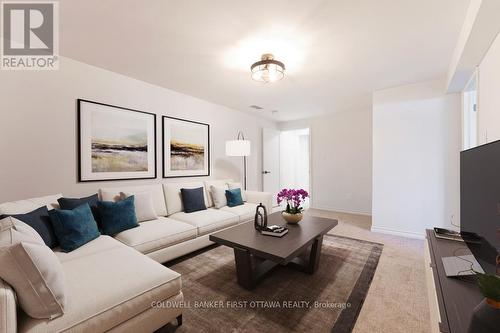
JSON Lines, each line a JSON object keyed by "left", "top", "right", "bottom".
{"left": 162, "top": 116, "right": 210, "bottom": 178}
{"left": 77, "top": 99, "right": 156, "bottom": 182}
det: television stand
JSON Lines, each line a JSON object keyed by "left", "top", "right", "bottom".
{"left": 425, "top": 229, "right": 483, "bottom": 333}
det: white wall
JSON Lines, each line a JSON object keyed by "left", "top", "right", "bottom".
{"left": 279, "top": 108, "right": 372, "bottom": 215}
{"left": 372, "top": 80, "right": 461, "bottom": 238}
{"left": 0, "top": 57, "right": 276, "bottom": 203}
{"left": 478, "top": 31, "right": 500, "bottom": 144}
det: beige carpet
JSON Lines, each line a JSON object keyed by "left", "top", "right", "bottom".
{"left": 160, "top": 209, "right": 430, "bottom": 333}
{"left": 307, "top": 209, "right": 430, "bottom": 333}
{"left": 164, "top": 233, "right": 382, "bottom": 333}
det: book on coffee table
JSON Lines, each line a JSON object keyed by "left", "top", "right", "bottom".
{"left": 261, "top": 225, "right": 288, "bottom": 237}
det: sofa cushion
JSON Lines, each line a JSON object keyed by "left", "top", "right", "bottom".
{"left": 204, "top": 179, "right": 232, "bottom": 207}
{"left": 97, "top": 197, "right": 139, "bottom": 236}
{"left": 0, "top": 242, "right": 67, "bottom": 319}
{"left": 54, "top": 235, "right": 124, "bottom": 262}
{"left": 100, "top": 184, "right": 168, "bottom": 216}
{"left": 121, "top": 191, "right": 158, "bottom": 222}
{"left": 18, "top": 236, "right": 182, "bottom": 333}
{"left": 0, "top": 194, "right": 62, "bottom": 215}
{"left": 220, "top": 202, "right": 258, "bottom": 222}
{"left": 180, "top": 187, "right": 207, "bottom": 213}
{"left": 243, "top": 190, "right": 274, "bottom": 212}
{"left": 0, "top": 206, "right": 58, "bottom": 248}
{"left": 0, "top": 217, "right": 66, "bottom": 319}
{"left": 163, "top": 182, "right": 208, "bottom": 215}
{"left": 114, "top": 217, "right": 197, "bottom": 254}
{"left": 49, "top": 204, "right": 101, "bottom": 252}
{"left": 169, "top": 208, "right": 238, "bottom": 236}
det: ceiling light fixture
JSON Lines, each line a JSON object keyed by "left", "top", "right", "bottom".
{"left": 251, "top": 53, "right": 285, "bottom": 83}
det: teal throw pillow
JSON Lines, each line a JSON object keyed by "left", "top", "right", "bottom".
{"left": 225, "top": 188, "right": 244, "bottom": 207}
{"left": 96, "top": 196, "right": 139, "bottom": 236}
{"left": 48, "top": 203, "right": 100, "bottom": 252}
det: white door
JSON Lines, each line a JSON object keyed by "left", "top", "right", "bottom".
{"left": 263, "top": 128, "right": 281, "bottom": 207}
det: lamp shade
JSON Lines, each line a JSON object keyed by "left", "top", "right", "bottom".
{"left": 226, "top": 140, "right": 251, "bottom": 156}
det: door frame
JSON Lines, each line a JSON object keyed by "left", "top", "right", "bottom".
{"left": 261, "top": 127, "right": 281, "bottom": 205}
{"left": 461, "top": 69, "right": 479, "bottom": 148}
{"left": 307, "top": 127, "right": 313, "bottom": 208}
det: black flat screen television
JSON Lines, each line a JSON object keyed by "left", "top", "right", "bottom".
{"left": 461, "top": 141, "right": 500, "bottom": 275}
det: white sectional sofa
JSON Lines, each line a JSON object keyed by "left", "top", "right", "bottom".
{"left": 0, "top": 180, "right": 273, "bottom": 333}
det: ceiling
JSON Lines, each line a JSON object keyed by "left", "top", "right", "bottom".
{"left": 59, "top": 0, "right": 470, "bottom": 122}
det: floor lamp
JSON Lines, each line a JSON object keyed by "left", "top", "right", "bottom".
{"left": 226, "top": 131, "right": 251, "bottom": 190}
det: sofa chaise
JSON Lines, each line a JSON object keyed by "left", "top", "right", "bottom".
{"left": 0, "top": 179, "right": 273, "bottom": 333}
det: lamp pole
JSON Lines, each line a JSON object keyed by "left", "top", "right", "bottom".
{"left": 237, "top": 131, "right": 247, "bottom": 190}
{"left": 226, "top": 132, "right": 250, "bottom": 191}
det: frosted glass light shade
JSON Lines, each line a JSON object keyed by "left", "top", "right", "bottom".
{"left": 251, "top": 62, "right": 285, "bottom": 82}
{"left": 226, "top": 140, "right": 251, "bottom": 156}
{"left": 250, "top": 53, "right": 285, "bottom": 83}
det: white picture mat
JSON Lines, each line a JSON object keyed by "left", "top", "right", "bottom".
{"left": 79, "top": 101, "right": 156, "bottom": 181}
{"left": 163, "top": 117, "right": 209, "bottom": 177}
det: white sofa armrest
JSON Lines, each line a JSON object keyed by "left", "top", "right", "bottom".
{"left": 244, "top": 190, "right": 274, "bottom": 212}
{"left": 0, "top": 278, "right": 16, "bottom": 333}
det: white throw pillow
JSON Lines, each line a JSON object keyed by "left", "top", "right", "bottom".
{"left": 210, "top": 185, "right": 228, "bottom": 209}
{"left": 121, "top": 191, "right": 157, "bottom": 222}
{"left": 0, "top": 217, "right": 67, "bottom": 319}
{"left": 227, "top": 182, "right": 247, "bottom": 202}
{"left": 0, "top": 216, "right": 44, "bottom": 246}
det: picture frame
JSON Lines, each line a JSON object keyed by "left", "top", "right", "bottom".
{"left": 77, "top": 99, "right": 157, "bottom": 182}
{"left": 162, "top": 116, "right": 210, "bottom": 178}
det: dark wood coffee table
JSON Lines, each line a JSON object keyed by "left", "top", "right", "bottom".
{"left": 209, "top": 212, "right": 338, "bottom": 289}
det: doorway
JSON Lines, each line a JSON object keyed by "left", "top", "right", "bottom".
{"left": 462, "top": 71, "right": 478, "bottom": 149}
{"left": 279, "top": 128, "right": 311, "bottom": 208}
{"left": 262, "top": 128, "right": 281, "bottom": 204}
{"left": 262, "top": 127, "right": 311, "bottom": 209}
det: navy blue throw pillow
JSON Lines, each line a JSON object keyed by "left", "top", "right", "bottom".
{"left": 96, "top": 196, "right": 139, "bottom": 236}
{"left": 181, "top": 187, "right": 207, "bottom": 213}
{"left": 0, "top": 206, "right": 59, "bottom": 248}
{"left": 226, "top": 188, "right": 244, "bottom": 207}
{"left": 58, "top": 194, "right": 100, "bottom": 226}
{"left": 48, "top": 203, "right": 100, "bottom": 252}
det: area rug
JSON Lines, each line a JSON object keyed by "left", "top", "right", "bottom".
{"left": 163, "top": 234, "right": 383, "bottom": 333}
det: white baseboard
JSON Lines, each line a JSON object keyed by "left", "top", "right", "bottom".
{"left": 310, "top": 205, "right": 372, "bottom": 216}
{"left": 370, "top": 226, "right": 425, "bottom": 240}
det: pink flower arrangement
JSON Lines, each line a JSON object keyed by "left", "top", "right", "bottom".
{"left": 277, "top": 188, "right": 309, "bottom": 214}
